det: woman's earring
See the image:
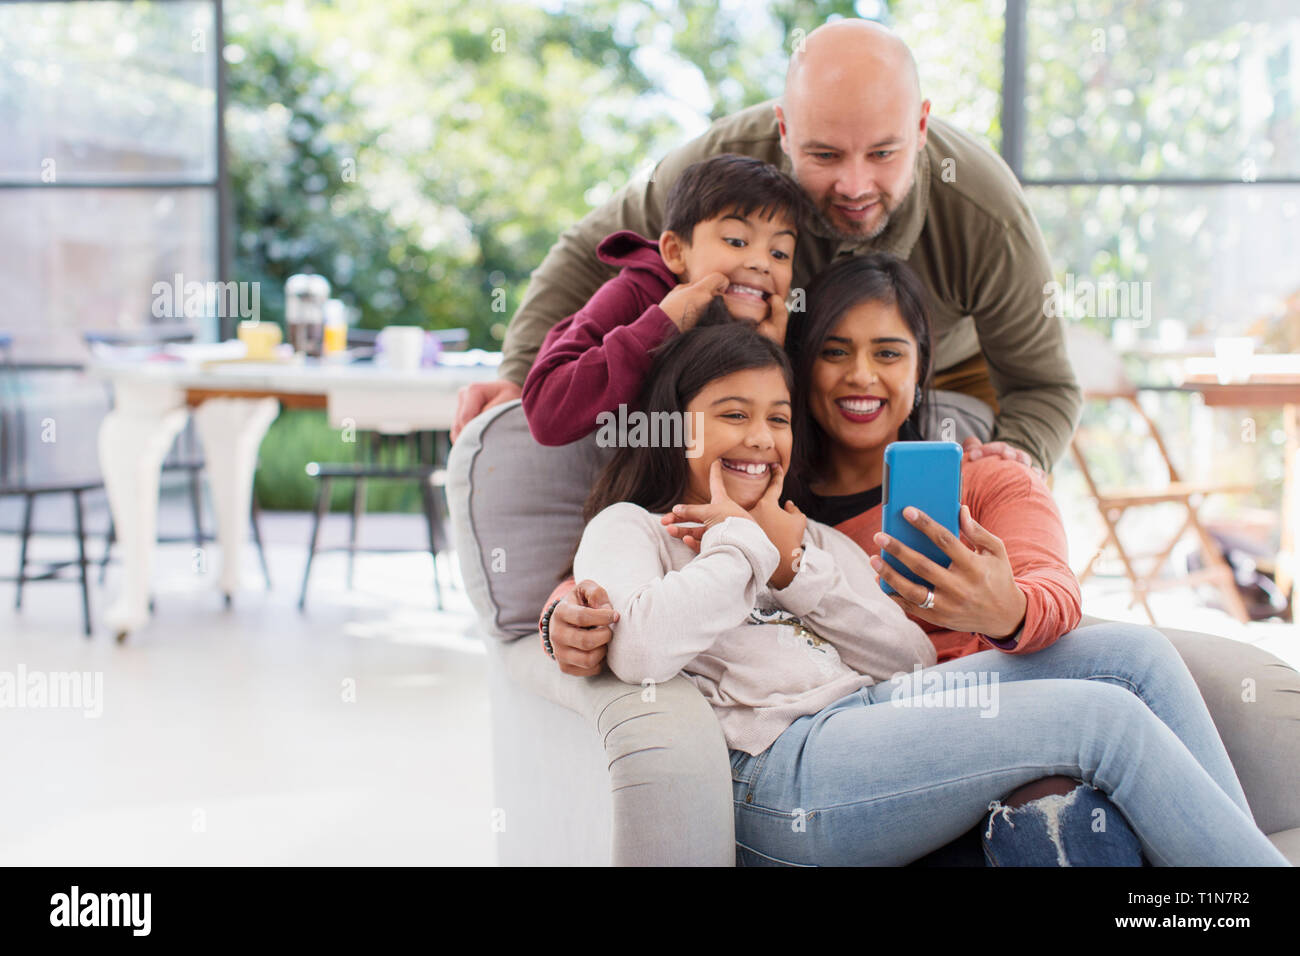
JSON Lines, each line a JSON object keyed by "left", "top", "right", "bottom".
{"left": 914, "top": 385, "right": 923, "bottom": 408}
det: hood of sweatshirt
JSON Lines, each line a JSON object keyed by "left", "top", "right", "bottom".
{"left": 596, "top": 230, "right": 677, "bottom": 286}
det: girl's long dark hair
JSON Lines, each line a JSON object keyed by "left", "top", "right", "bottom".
{"left": 562, "top": 307, "right": 793, "bottom": 580}
{"left": 784, "top": 253, "right": 934, "bottom": 511}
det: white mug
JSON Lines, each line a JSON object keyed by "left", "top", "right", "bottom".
{"left": 378, "top": 326, "right": 426, "bottom": 371}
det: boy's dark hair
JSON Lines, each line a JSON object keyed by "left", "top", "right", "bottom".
{"left": 662, "top": 153, "right": 812, "bottom": 245}
{"left": 783, "top": 252, "right": 934, "bottom": 511}
{"left": 562, "top": 314, "right": 793, "bottom": 580}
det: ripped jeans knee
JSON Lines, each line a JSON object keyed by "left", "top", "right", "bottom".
{"left": 982, "top": 782, "right": 1145, "bottom": 867}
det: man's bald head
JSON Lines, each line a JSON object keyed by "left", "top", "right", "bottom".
{"left": 775, "top": 19, "right": 930, "bottom": 242}
{"left": 785, "top": 19, "right": 922, "bottom": 117}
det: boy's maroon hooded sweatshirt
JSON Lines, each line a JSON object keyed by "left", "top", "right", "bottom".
{"left": 521, "top": 230, "right": 679, "bottom": 446}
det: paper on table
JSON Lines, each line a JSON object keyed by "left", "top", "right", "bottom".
{"left": 162, "top": 340, "right": 249, "bottom": 364}
{"left": 1185, "top": 354, "right": 1300, "bottom": 379}
{"left": 435, "top": 349, "right": 502, "bottom": 367}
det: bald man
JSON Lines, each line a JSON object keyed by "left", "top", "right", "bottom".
{"left": 454, "top": 18, "right": 1080, "bottom": 470}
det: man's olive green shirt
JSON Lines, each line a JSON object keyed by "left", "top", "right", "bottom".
{"left": 500, "top": 100, "right": 1081, "bottom": 470}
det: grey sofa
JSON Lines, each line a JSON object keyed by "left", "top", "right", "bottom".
{"left": 448, "top": 399, "right": 1300, "bottom": 865}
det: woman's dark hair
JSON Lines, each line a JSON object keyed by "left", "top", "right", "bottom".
{"left": 662, "top": 153, "right": 813, "bottom": 244}
{"left": 784, "top": 252, "right": 934, "bottom": 509}
{"left": 561, "top": 313, "right": 793, "bottom": 580}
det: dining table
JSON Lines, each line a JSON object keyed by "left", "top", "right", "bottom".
{"left": 1174, "top": 353, "right": 1300, "bottom": 600}
{"left": 87, "top": 343, "right": 500, "bottom": 640}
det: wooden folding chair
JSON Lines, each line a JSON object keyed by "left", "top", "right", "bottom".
{"left": 1065, "top": 326, "right": 1251, "bottom": 624}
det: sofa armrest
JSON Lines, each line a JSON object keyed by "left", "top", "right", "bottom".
{"left": 1082, "top": 615, "right": 1300, "bottom": 838}
{"left": 497, "top": 633, "right": 735, "bottom": 865}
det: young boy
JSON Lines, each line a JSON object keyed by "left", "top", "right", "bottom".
{"left": 521, "top": 153, "right": 810, "bottom": 446}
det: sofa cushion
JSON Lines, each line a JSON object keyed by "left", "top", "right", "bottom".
{"left": 447, "top": 400, "right": 613, "bottom": 640}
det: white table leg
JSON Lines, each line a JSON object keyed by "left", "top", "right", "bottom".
{"left": 99, "top": 388, "right": 189, "bottom": 638}
{"left": 191, "top": 397, "right": 280, "bottom": 601}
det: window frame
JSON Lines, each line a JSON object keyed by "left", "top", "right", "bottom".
{"left": 999, "top": 0, "right": 1300, "bottom": 188}
{"left": 0, "top": 0, "right": 230, "bottom": 340}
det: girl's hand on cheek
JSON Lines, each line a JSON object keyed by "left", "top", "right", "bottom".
{"left": 660, "top": 459, "right": 754, "bottom": 546}
{"left": 747, "top": 464, "right": 806, "bottom": 589}
{"left": 661, "top": 519, "right": 702, "bottom": 554}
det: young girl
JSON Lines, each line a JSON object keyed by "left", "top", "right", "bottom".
{"left": 572, "top": 320, "right": 936, "bottom": 757}
{"left": 577, "top": 315, "right": 1288, "bottom": 867}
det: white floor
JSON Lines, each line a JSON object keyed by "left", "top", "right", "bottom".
{"left": 1076, "top": 577, "right": 1300, "bottom": 672}
{"left": 0, "top": 507, "right": 495, "bottom": 866}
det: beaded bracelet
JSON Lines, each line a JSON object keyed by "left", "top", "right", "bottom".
{"left": 540, "top": 598, "right": 562, "bottom": 660}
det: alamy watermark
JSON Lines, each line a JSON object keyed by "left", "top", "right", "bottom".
{"left": 0, "top": 665, "right": 103, "bottom": 718}
{"left": 887, "top": 664, "right": 1000, "bottom": 718}
{"left": 1043, "top": 273, "right": 1152, "bottom": 325}
{"left": 50, "top": 886, "right": 149, "bottom": 936}
{"left": 151, "top": 273, "right": 261, "bottom": 322}
{"left": 594, "top": 404, "right": 704, "bottom": 458}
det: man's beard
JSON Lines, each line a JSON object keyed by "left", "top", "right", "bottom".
{"left": 810, "top": 201, "right": 891, "bottom": 242}
{"left": 810, "top": 170, "right": 917, "bottom": 243}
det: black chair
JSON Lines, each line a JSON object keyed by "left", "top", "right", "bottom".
{"left": 1, "top": 337, "right": 101, "bottom": 636}
{"left": 295, "top": 326, "right": 466, "bottom": 611}
{"left": 298, "top": 429, "right": 450, "bottom": 611}
{"left": 85, "top": 329, "right": 271, "bottom": 590}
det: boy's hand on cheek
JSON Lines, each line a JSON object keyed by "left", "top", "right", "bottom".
{"left": 659, "top": 272, "right": 729, "bottom": 332}
{"left": 754, "top": 291, "right": 788, "bottom": 347}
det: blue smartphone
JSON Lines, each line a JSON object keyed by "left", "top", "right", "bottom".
{"left": 879, "top": 441, "right": 963, "bottom": 595}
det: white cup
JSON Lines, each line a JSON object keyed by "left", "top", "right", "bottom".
{"left": 1158, "top": 319, "right": 1187, "bottom": 351}
{"left": 378, "top": 326, "right": 426, "bottom": 371}
{"left": 1111, "top": 318, "right": 1138, "bottom": 351}
{"left": 1214, "top": 336, "right": 1255, "bottom": 385}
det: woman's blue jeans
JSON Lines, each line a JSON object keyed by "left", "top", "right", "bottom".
{"left": 729, "top": 622, "right": 1287, "bottom": 866}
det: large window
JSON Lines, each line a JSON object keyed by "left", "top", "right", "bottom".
{"left": 0, "top": 0, "right": 224, "bottom": 359}
{"left": 1001, "top": 0, "right": 1300, "bottom": 341}
{"left": 991, "top": 0, "right": 1300, "bottom": 525}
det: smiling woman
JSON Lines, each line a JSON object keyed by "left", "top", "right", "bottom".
{"left": 782, "top": 254, "right": 1067, "bottom": 657}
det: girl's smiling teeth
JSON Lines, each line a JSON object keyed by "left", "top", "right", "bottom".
{"left": 720, "top": 458, "right": 774, "bottom": 477}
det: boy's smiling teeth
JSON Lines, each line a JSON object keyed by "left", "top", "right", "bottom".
{"left": 721, "top": 458, "right": 772, "bottom": 477}
{"left": 725, "top": 284, "right": 767, "bottom": 300}
{"left": 837, "top": 397, "right": 883, "bottom": 413}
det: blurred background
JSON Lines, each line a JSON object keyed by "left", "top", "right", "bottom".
{"left": 1, "top": 0, "right": 1298, "bottom": 863}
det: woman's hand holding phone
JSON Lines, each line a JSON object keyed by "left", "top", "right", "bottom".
{"left": 870, "top": 504, "right": 1027, "bottom": 639}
